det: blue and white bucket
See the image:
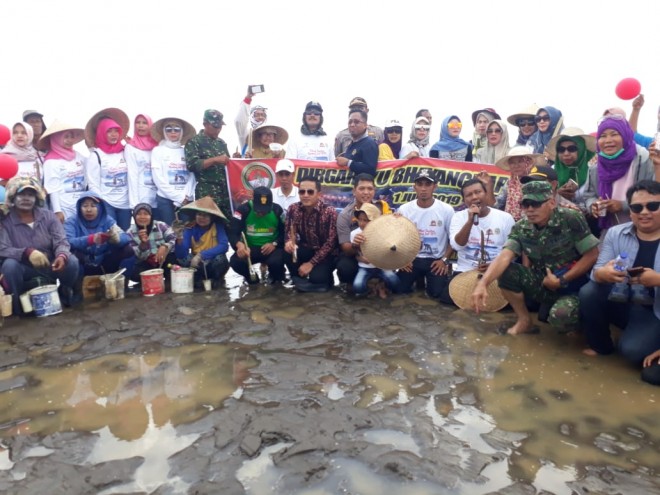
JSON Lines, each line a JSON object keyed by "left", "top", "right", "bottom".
{"left": 30, "top": 285, "right": 62, "bottom": 317}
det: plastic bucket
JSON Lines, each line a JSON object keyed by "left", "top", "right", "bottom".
{"left": 171, "top": 268, "right": 194, "bottom": 294}
{"left": 140, "top": 269, "right": 164, "bottom": 296}
{"left": 99, "top": 275, "right": 125, "bottom": 300}
{"left": 30, "top": 285, "right": 62, "bottom": 317}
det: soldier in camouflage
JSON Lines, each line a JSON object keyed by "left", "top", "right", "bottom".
{"left": 472, "top": 181, "right": 600, "bottom": 334}
{"left": 185, "top": 109, "right": 232, "bottom": 217}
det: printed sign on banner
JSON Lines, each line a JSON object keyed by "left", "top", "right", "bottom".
{"left": 226, "top": 158, "right": 509, "bottom": 213}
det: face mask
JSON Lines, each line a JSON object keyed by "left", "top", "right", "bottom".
{"left": 598, "top": 148, "right": 625, "bottom": 160}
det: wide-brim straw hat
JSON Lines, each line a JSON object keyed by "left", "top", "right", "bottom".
{"left": 84, "top": 107, "right": 130, "bottom": 148}
{"left": 180, "top": 196, "right": 227, "bottom": 221}
{"left": 361, "top": 214, "right": 420, "bottom": 270}
{"left": 251, "top": 124, "right": 289, "bottom": 146}
{"left": 37, "top": 119, "right": 85, "bottom": 150}
{"left": 545, "top": 127, "right": 597, "bottom": 161}
{"left": 150, "top": 117, "right": 196, "bottom": 145}
{"left": 495, "top": 146, "right": 546, "bottom": 171}
{"left": 506, "top": 104, "right": 540, "bottom": 126}
{"left": 449, "top": 270, "right": 508, "bottom": 312}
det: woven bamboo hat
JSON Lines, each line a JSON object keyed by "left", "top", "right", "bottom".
{"left": 150, "top": 117, "right": 196, "bottom": 145}
{"left": 449, "top": 270, "right": 508, "bottom": 312}
{"left": 361, "top": 214, "right": 420, "bottom": 270}
{"left": 251, "top": 124, "right": 289, "bottom": 146}
{"left": 37, "top": 119, "right": 85, "bottom": 150}
{"left": 180, "top": 196, "right": 227, "bottom": 220}
{"left": 84, "top": 107, "right": 130, "bottom": 148}
{"left": 545, "top": 127, "right": 596, "bottom": 161}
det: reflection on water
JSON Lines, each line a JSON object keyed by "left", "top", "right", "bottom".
{"left": 0, "top": 344, "right": 257, "bottom": 440}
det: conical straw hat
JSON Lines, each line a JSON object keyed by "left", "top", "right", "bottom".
{"left": 180, "top": 196, "right": 227, "bottom": 220}
{"left": 361, "top": 214, "right": 420, "bottom": 270}
{"left": 150, "top": 117, "right": 197, "bottom": 145}
{"left": 449, "top": 270, "right": 508, "bottom": 312}
{"left": 37, "top": 119, "right": 85, "bottom": 150}
{"left": 84, "top": 107, "right": 130, "bottom": 148}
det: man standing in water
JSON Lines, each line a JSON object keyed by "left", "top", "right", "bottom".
{"left": 472, "top": 181, "right": 599, "bottom": 334}
{"left": 284, "top": 176, "right": 338, "bottom": 292}
{"left": 185, "top": 109, "right": 231, "bottom": 216}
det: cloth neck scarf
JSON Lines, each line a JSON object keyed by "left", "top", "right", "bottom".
{"left": 430, "top": 116, "right": 470, "bottom": 153}
{"left": 95, "top": 118, "right": 125, "bottom": 154}
{"left": 2, "top": 122, "right": 39, "bottom": 162}
{"left": 130, "top": 114, "right": 158, "bottom": 151}
{"left": 45, "top": 132, "right": 76, "bottom": 161}
{"left": 250, "top": 106, "right": 267, "bottom": 129}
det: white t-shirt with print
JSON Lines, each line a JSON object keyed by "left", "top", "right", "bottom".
{"left": 397, "top": 199, "right": 454, "bottom": 259}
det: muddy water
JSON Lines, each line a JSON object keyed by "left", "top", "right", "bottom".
{"left": 0, "top": 275, "right": 658, "bottom": 494}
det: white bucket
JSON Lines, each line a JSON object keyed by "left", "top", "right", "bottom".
{"left": 99, "top": 275, "right": 125, "bottom": 300}
{"left": 30, "top": 285, "right": 62, "bottom": 317}
{"left": 171, "top": 268, "right": 194, "bottom": 293}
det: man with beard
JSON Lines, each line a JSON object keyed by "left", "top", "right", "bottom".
{"left": 286, "top": 101, "right": 334, "bottom": 162}
{"left": 0, "top": 177, "right": 80, "bottom": 315}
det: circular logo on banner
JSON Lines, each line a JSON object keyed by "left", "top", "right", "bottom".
{"left": 241, "top": 162, "right": 275, "bottom": 190}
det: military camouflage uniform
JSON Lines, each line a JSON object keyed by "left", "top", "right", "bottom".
{"left": 185, "top": 131, "right": 231, "bottom": 216}
{"left": 499, "top": 206, "right": 599, "bottom": 329}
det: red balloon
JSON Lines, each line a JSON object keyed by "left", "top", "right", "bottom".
{"left": 615, "top": 78, "right": 641, "bottom": 100}
{"left": 0, "top": 124, "right": 10, "bottom": 146}
{"left": 0, "top": 154, "right": 19, "bottom": 180}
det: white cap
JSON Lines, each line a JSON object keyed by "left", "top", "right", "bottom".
{"left": 275, "top": 159, "right": 295, "bottom": 173}
{"left": 384, "top": 119, "right": 403, "bottom": 129}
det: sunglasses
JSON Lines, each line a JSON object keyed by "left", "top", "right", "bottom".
{"left": 386, "top": 128, "right": 402, "bottom": 134}
{"left": 487, "top": 128, "right": 503, "bottom": 134}
{"left": 557, "top": 145, "right": 578, "bottom": 153}
{"left": 305, "top": 111, "right": 322, "bottom": 116}
{"left": 516, "top": 119, "right": 536, "bottom": 127}
{"left": 299, "top": 189, "right": 317, "bottom": 196}
{"left": 447, "top": 122, "right": 462, "bottom": 129}
{"left": 165, "top": 126, "right": 182, "bottom": 133}
{"left": 629, "top": 201, "right": 660, "bottom": 214}
{"left": 520, "top": 199, "right": 549, "bottom": 209}
{"left": 535, "top": 115, "right": 550, "bottom": 123}
{"left": 414, "top": 125, "right": 430, "bottom": 130}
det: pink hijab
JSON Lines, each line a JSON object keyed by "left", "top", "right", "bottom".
{"left": 95, "top": 118, "right": 125, "bottom": 154}
{"left": 128, "top": 114, "right": 158, "bottom": 151}
{"left": 44, "top": 132, "right": 76, "bottom": 161}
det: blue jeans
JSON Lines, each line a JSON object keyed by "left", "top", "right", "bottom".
{"left": 353, "top": 267, "right": 400, "bottom": 295}
{"left": 156, "top": 195, "right": 176, "bottom": 226}
{"left": 397, "top": 257, "right": 450, "bottom": 299}
{"left": 104, "top": 204, "right": 132, "bottom": 231}
{"left": 1, "top": 257, "right": 79, "bottom": 315}
{"left": 579, "top": 280, "right": 660, "bottom": 364}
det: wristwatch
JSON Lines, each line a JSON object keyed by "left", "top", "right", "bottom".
{"left": 272, "top": 241, "right": 278, "bottom": 247}
{"left": 558, "top": 275, "right": 568, "bottom": 289}
{"left": 441, "top": 257, "right": 450, "bottom": 264}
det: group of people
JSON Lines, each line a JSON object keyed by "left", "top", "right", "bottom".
{"left": 1, "top": 92, "right": 660, "bottom": 387}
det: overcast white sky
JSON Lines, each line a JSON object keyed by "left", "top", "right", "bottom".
{"left": 3, "top": 0, "right": 660, "bottom": 154}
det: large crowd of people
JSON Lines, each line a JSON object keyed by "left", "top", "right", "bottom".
{"left": 1, "top": 91, "right": 660, "bottom": 387}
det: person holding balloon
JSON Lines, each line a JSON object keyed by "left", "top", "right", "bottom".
{"left": 583, "top": 114, "right": 654, "bottom": 232}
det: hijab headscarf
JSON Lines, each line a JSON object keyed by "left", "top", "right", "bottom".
{"left": 381, "top": 125, "right": 403, "bottom": 159}
{"left": 44, "top": 131, "right": 76, "bottom": 161}
{"left": 408, "top": 117, "right": 430, "bottom": 148}
{"left": 478, "top": 120, "right": 511, "bottom": 165}
{"left": 430, "top": 116, "right": 471, "bottom": 153}
{"left": 554, "top": 136, "right": 594, "bottom": 188}
{"left": 95, "top": 118, "right": 125, "bottom": 154}
{"left": 527, "top": 106, "right": 564, "bottom": 154}
{"left": 471, "top": 111, "right": 497, "bottom": 153}
{"left": 160, "top": 119, "right": 184, "bottom": 149}
{"left": 75, "top": 194, "right": 108, "bottom": 231}
{"left": 1, "top": 122, "right": 39, "bottom": 162}
{"left": 129, "top": 114, "right": 158, "bottom": 151}
{"left": 250, "top": 106, "right": 267, "bottom": 129}
{"left": 596, "top": 117, "right": 637, "bottom": 229}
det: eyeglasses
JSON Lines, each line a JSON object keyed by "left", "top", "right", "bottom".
{"left": 516, "top": 119, "right": 536, "bottom": 127}
{"left": 520, "top": 199, "right": 549, "bottom": 209}
{"left": 629, "top": 201, "right": 660, "bottom": 214}
{"left": 299, "top": 189, "right": 317, "bottom": 196}
{"left": 486, "top": 128, "right": 503, "bottom": 134}
{"left": 534, "top": 115, "right": 550, "bottom": 123}
{"left": 386, "top": 128, "right": 402, "bottom": 134}
{"left": 261, "top": 131, "right": 277, "bottom": 137}
{"left": 348, "top": 119, "right": 365, "bottom": 125}
{"left": 165, "top": 126, "right": 182, "bottom": 133}
{"left": 414, "top": 125, "right": 430, "bottom": 130}
{"left": 557, "top": 145, "right": 578, "bottom": 153}
{"left": 305, "top": 111, "right": 322, "bottom": 116}
{"left": 447, "top": 122, "right": 462, "bottom": 129}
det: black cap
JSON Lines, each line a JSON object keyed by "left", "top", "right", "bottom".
{"left": 520, "top": 165, "right": 558, "bottom": 184}
{"left": 413, "top": 168, "right": 437, "bottom": 183}
{"left": 305, "top": 101, "right": 323, "bottom": 113}
{"left": 252, "top": 187, "right": 273, "bottom": 214}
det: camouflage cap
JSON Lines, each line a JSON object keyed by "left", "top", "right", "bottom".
{"left": 203, "top": 109, "right": 226, "bottom": 128}
{"left": 521, "top": 181, "right": 553, "bottom": 202}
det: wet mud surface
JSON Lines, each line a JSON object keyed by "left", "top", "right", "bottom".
{"left": 0, "top": 274, "right": 658, "bottom": 494}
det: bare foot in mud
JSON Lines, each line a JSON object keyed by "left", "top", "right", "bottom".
{"left": 582, "top": 348, "right": 599, "bottom": 357}
{"left": 376, "top": 282, "right": 388, "bottom": 300}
